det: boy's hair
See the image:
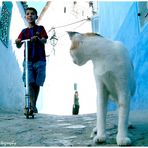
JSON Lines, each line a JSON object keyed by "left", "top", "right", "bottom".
{"left": 25, "top": 7, "right": 38, "bottom": 16}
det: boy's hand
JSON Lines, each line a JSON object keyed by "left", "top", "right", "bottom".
{"left": 30, "top": 36, "right": 47, "bottom": 44}
{"left": 15, "top": 38, "right": 22, "bottom": 48}
{"left": 30, "top": 36, "right": 39, "bottom": 42}
{"left": 15, "top": 38, "right": 21, "bottom": 44}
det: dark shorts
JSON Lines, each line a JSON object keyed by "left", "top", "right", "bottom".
{"left": 23, "top": 61, "right": 46, "bottom": 86}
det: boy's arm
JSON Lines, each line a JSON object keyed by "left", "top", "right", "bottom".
{"left": 30, "top": 26, "right": 48, "bottom": 44}
{"left": 15, "top": 30, "right": 24, "bottom": 48}
{"left": 39, "top": 26, "right": 48, "bottom": 44}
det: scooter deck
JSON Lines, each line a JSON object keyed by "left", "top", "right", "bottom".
{"left": 24, "top": 107, "right": 34, "bottom": 119}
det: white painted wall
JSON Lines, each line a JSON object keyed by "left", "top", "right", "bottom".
{"left": 0, "top": 2, "right": 26, "bottom": 111}
{"left": 38, "top": 1, "right": 96, "bottom": 115}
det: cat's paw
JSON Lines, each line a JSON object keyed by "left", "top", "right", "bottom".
{"left": 93, "top": 134, "right": 106, "bottom": 144}
{"left": 116, "top": 135, "right": 132, "bottom": 146}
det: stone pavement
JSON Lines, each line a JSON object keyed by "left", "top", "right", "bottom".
{"left": 0, "top": 109, "right": 148, "bottom": 146}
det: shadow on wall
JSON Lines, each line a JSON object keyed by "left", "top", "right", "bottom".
{"left": 0, "top": 39, "right": 24, "bottom": 112}
{"left": 129, "top": 24, "right": 148, "bottom": 110}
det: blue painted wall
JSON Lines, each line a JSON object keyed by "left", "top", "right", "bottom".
{"left": 92, "top": 2, "right": 148, "bottom": 110}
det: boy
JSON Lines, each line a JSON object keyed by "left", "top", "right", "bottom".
{"left": 15, "top": 7, "right": 48, "bottom": 114}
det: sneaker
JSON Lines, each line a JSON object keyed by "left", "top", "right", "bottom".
{"left": 29, "top": 109, "right": 34, "bottom": 115}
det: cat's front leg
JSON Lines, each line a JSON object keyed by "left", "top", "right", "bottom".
{"left": 93, "top": 81, "right": 108, "bottom": 144}
{"left": 116, "top": 93, "right": 131, "bottom": 146}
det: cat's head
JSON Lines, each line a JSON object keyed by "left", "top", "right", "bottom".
{"left": 67, "top": 31, "right": 91, "bottom": 66}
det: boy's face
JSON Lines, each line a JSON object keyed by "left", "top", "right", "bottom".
{"left": 25, "top": 9, "right": 37, "bottom": 23}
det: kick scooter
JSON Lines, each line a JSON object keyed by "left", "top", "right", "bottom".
{"left": 22, "top": 39, "right": 34, "bottom": 119}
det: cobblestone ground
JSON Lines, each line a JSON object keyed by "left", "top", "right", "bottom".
{"left": 0, "top": 109, "right": 148, "bottom": 146}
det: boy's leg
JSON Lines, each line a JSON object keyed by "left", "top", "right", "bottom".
{"left": 23, "top": 61, "right": 36, "bottom": 113}
{"left": 29, "top": 83, "right": 36, "bottom": 113}
{"left": 29, "top": 83, "right": 40, "bottom": 113}
{"left": 34, "top": 84, "right": 40, "bottom": 113}
{"left": 30, "top": 61, "right": 46, "bottom": 113}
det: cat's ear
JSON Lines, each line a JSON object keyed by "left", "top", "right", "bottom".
{"left": 67, "top": 31, "right": 81, "bottom": 40}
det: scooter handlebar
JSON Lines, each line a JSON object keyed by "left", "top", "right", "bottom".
{"left": 21, "top": 39, "right": 30, "bottom": 43}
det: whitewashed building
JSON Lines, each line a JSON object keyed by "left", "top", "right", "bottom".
{"left": 37, "top": 1, "right": 96, "bottom": 115}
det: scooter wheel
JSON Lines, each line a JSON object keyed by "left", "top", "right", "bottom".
{"left": 26, "top": 115, "right": 29, "bottom": 119}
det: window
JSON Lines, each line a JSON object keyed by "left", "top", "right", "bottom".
{"left": 0, "top": 2, "right": 12, "bottom": 47}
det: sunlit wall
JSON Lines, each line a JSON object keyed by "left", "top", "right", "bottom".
{"left": 37, "top": 1, "right": 96, "bottom": 115}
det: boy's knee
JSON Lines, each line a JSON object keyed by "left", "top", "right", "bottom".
{"left": 30, "top": 82, "right": 37, "bottom": 88}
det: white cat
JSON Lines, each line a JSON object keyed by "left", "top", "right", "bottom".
{"left": 67, "top": 32, "right": 136, "bottom": 146}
